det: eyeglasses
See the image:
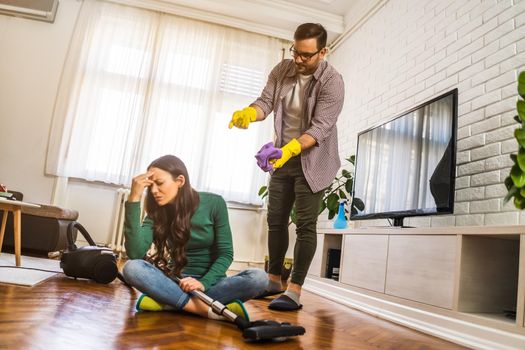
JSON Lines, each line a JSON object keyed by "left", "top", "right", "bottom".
{"left": 289, "top": 45, "right": 322, "bottom": 62}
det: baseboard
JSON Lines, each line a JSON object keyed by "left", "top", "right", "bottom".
{"left": 303, "top": 276, "right": 525, "bottom": 350}
{"left": 229, "top": 260, "right": 264, "bottom": 272}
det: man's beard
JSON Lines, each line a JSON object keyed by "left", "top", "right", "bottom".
{"left": 295, "top": 63, "right": 314, "bottom": 75}
{"left": 295, "top": 63, "right": 307, "bottom": 72}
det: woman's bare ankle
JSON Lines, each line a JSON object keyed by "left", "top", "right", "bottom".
{"left": 268, "top": 273, "right": 281, "bottom": 282}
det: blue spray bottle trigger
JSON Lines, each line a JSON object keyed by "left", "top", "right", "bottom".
{"left": 333, "top": 199, "right": 348, "bottom": 229}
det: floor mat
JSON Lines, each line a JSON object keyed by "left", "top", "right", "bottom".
{"left": 0, "top": 253, "right": 61, "bottom": 286}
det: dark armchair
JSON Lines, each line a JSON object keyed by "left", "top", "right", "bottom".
{"left": 1, "top": 191, "right": 79, "bottom": 256}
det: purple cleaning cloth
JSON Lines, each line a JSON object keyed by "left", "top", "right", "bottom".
{"left": 255, "top": 142, "right": 282, "bottom": 172}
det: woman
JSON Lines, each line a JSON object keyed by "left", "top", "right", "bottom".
{"left": 122, "top": 155, "right": 267, "bottom": 321}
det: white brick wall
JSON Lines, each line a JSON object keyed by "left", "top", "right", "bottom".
{"left": 326, "top": 0, "right": 525, "bottom": 228}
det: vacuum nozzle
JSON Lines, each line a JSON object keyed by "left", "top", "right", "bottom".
{"left": 241, "top": 320, "right": 305, "bottom": 341}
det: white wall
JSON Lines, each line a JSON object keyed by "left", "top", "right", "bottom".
{"left": 0, "top": 0, "right": 82, "bottom": 203}
{"left": 0, "top": 0, "right": 275, "bottom": 264}
{"left": 323, "top": 0, "right": 525, "bottom": 228}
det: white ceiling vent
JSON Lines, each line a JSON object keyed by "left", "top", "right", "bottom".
{"left": 0, "top": 0, "right": 59, "bottom": 23}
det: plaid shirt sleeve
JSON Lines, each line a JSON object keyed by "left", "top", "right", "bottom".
{"left": 251, "top": 61, "right": 286, "bottom": 117}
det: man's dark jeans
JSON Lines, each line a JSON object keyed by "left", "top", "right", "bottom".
{"left": 267, "top": 156, "right": 323, "bottom": 286}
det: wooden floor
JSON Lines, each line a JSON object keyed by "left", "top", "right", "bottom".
{"left": 0, "top": 269, "right": 468, "bottom": 350}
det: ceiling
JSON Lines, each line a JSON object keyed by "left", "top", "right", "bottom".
{"left": 283, "top": 0, "right": 359, "bottom": 16}
{"left": 112, "top": 0, "right": 377, "bottom": 45}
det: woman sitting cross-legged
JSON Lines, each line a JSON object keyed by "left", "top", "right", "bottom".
{"left": 122, "top": 154, "right": 267, "bottom": 321}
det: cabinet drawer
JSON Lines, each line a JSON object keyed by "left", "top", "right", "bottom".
{"left": 340, "top": 235, "right": 388, "bottom": 293}
{"left": 385, "top": 235, "right": 457, "bottom": 309}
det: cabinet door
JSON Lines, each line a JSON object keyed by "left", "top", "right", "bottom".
{"left": 340, "top": 235, "right": 388, "bottom": 293}
{"left": 385, "top": 235, "right": 457, "bottom": 309}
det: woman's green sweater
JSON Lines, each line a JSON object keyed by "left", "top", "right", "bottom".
{"left": 124, "top": 192, "right": 233, "bottom": 290}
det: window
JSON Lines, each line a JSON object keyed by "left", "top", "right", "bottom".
{"left": 47, "top": 1, "right": 284, "bottom": 204}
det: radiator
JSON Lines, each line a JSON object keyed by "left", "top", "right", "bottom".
{"left": 110, "top": 188, "right": 130, "bottom": 257}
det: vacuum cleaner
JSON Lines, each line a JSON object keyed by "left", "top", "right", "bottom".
{"left": 61, "top": 221, "right": 120, "bottom": 284}
{"left": 173, "top": 276, "right": 305, "bottom": 341}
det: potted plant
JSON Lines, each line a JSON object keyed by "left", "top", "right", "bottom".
{"left": 258, "top": 155, "right": 365, "bottom": 224}
{"left": 504, "top": 71, "right": 525, "bottom": 208}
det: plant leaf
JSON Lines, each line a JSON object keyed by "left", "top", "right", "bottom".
{"left": 514, "top": 193, "right": 525, "bottom": 210}
{"left": 519, "top": 71, "right": 525, "bottom": 99}
{"left": 326, "top": 193, "right": 339, "bottom": 212}
{"left": 345, "top": 178, "right": 353, "bottom": 193}
{"left": 338, "top": 189, "right": 347, "bottom": 199}
{"left": 318, "top": 201, "right": 327, "bottom": 215}
{"left": 511, "top": 164, "right": 525, "bottom": 188}
{"left": 510, "top": 153, "right": 518, "bottom": 163}
{"left": 290, "top": 206, "right": 297, "bottom": 225}
{"left": 505, "top": 176, "right": 514, "bottom": 190}
{"left": 346, "top": 155, "right": 355, "bottom": 165}
{"left": 519, "top": 149, "right": 525, "bottom": 172}
{"left": 515, "top": 128, "right": 525, "bottom": 148}
{"left": 515, "top": 115, "right": 522, "bottom": 124}
{"left": 258, "top": 186, "right": 267, "bottom": 196}
{"left": 328, "top": 209, "right": 336, "bottom": 220}
{"left": 352, "top": 197, "right": 365, "bottom": 211}
{"left": 342, "top": 169, "right": 352, "bottom": 178}
{"left": 518, "top": 100, "right": 525, "bottom": 121}
{"left": 504, "top": 185, "right": 518, "bottom": 204}
{"left": 350, "top": 206, "right": 358, "bottom": 216}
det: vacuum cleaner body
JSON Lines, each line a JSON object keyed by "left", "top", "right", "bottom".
{"left": 60, "top": 221, "right": 118, "bottom": 284}
{"left": 61, "top": 245, "right": 118, "bottom": 284}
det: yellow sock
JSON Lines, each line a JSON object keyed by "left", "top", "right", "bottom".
{"left": 226, "top": 299, "right": 250, "bottom": 321}
{"left": 136, "top": 294, "right": 164, "bottom": 311}
{"left": 207, "top": 300, "right": 250, "bottom": 322}
{"left": 136, "top": 294, "right": 249, "bottom": 321}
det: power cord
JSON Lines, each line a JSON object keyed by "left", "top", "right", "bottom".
{"left": 0, "top": 265, "right": 64, "bottom": 274}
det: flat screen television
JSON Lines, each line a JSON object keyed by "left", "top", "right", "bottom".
{"left": 350, "top": 89, "right": 458, "bottom": 227}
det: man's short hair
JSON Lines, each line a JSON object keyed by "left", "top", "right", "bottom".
{"left": 294, "top": 23, "right": 327, "bottom": 50}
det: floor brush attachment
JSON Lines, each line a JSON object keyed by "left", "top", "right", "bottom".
{"left": 234, "top": 316, "right": 305, "bottom": 341}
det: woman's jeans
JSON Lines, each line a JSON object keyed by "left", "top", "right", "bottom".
{"left": 122, "top": 259, "right": 268, "bottom": 310}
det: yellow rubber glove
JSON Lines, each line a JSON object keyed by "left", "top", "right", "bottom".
{"left": 228, "top": 107, "right": 257, "bottom": 129}
{"left": 271, "top": 138, "right": 302, "bottom": 169}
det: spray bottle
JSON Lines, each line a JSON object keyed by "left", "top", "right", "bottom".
{"left": 333, "top": 199, "right": 348, "bottom": 229}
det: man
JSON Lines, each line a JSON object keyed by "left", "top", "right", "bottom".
{"left": 228, "top": 23, "right": 344, "bottom": 311}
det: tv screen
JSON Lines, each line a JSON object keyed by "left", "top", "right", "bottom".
{"left": 350, "top": 89, "right": 458, "bottom": 227}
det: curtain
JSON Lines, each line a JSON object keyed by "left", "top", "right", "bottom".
{"left": 46, "top": 0, "right": 284, "bottom": 204}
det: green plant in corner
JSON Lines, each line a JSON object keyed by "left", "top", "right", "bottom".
{"left": 504, "top": 71, "right": 525, "bottom": 209}
{"left": 258, "top": 155, "right": 365, "bottom": 224}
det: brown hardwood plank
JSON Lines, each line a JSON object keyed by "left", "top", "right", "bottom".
{"left": 0, "top": 269, "right": 467, "bottom": 350}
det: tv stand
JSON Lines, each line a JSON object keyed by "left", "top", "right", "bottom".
{"left": 392, "top": 217, "right": 407, "bottom": 227}
{"left": 306, "top": 225, "right": 525, "bottom": 350}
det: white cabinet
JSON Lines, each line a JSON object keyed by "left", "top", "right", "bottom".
{"left": 385, "top": 235, "right": 457, "bottom": 309}
{"left": 458, "top": 235, "right": 520, "bottom": 323}
{"left": 306, "top": 226, "right": 525, "bottom": 350}
{"left": 340, "top": 235, "right": 388, "bottom": 293}
{"left": 309, "top": 234, "right": 342, "bottom": 278}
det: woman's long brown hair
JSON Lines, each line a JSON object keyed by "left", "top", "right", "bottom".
{"left": 145, "top": 155, "right": 200, "bottom": 277}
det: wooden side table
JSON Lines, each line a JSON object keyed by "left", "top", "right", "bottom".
{"left": 0, "top": 198, "right": 40, "bottom": 266}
